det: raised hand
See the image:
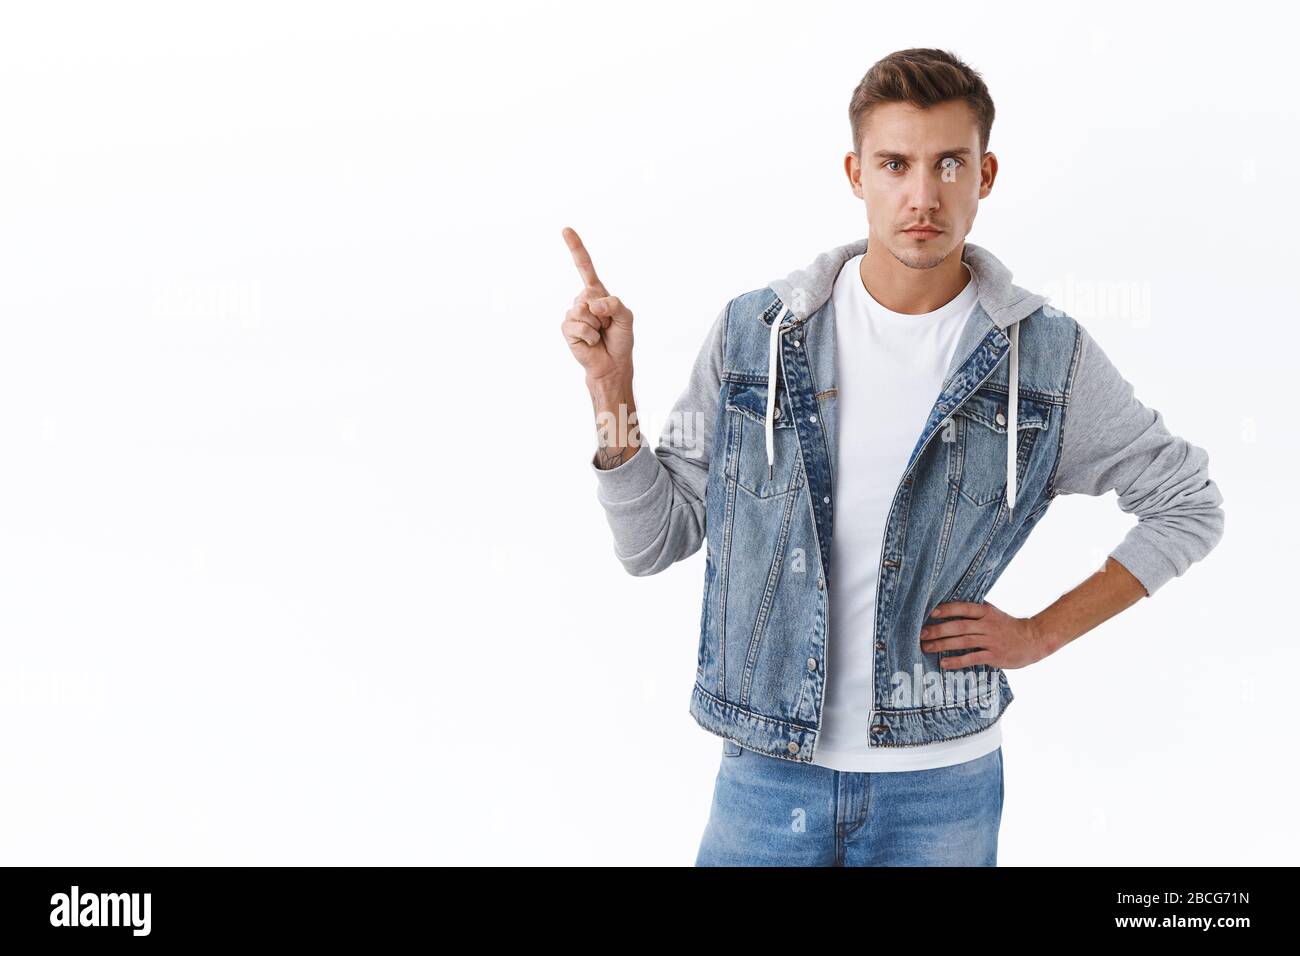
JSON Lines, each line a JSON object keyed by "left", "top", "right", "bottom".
{"left": 560, "top": 226, "right": 634, "bottom": 386}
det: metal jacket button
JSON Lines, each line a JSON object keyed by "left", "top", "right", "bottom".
{"left": 786, "top": 741, "right": 800, "bottom": 754}
{"left": 807, "top": 657, "right": 817, "bottom": 671}
{"left": 995, "top": 409, "right": 1006, "bottom": 426}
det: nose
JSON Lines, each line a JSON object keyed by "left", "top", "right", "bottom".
{"left": 908, "top": 172, "right": 942, "bottom": 215}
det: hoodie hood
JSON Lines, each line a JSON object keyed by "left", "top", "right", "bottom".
{"left": 764, "top": 237, "right": 1048, "bottom": 513}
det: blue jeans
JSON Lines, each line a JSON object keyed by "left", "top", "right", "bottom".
{"left": 694, "top": 740, "right": 1004, "bottom": 866}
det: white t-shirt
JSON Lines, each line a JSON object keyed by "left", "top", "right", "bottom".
{"left": 810, "top": 253, "right": 1003, "bottom": 771}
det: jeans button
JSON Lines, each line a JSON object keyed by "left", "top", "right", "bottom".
{"left": 807, "top": 657, "right": 817, "bottom": 671}
{"left": 786, "top": 741, "right": 800, "bottom": 754}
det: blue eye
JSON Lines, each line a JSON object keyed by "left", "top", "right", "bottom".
{"left": 885, "top": 158, "right": 964, "bottom": 173}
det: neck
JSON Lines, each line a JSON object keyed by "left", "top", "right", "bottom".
{"left": 859, "top": 237, "right": 969, "bottom": 314}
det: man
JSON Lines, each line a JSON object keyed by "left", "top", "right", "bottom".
{"left": 560, "top": 48, "right": 1224, "bottom": 866}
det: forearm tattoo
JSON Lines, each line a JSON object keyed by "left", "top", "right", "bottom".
{"left": 592, "top": 391, "right": 637, "bottom": 470}
{"left": 595, "top": 445, "right": 633, "bottom": 470}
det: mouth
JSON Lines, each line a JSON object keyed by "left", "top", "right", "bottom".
{"left": 903, "top": 227, "right": 942, "bottom": 239}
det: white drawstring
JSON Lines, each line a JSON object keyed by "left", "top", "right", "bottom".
{"left": 765, "top": 299, "right": 787, "bottom": 480}
{"left": 1006, "top": 321, "right": 1019, "bottom": 513}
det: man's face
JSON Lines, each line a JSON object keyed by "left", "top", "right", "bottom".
{"left": 845, "top": 99, "right": 996, "bottom": 270}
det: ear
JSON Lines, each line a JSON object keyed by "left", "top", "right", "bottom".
{"left": 979, "top": 151, "right": 999, "bottom": 199}
{"left": 844, "top": 151, "right": 863, "bottom": 200}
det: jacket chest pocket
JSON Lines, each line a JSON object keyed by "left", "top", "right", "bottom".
{"left": 947, "top": 386, "right": 1052, "bottom": 507}
{"left": 724, "top": 380, "right": 800, "bottom": 498}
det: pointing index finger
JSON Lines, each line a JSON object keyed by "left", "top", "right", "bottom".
{"left": 562, "top": 226, "right": 607, "bottom": 293}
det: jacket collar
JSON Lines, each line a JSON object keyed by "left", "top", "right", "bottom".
{"left": 766, "top": 237, "right": 1045, "bottom": 331}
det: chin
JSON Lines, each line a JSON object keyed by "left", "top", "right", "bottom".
{"left": 889, "top": 236, "right": 953, "bottom": 270}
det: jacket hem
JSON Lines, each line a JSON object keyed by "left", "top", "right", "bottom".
{"left": 689, "top": 673, "right": 1015, "bottom": 763}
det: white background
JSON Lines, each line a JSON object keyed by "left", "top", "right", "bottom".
{"left": 0, "top": 0, "right": 1292, "bottom": 865}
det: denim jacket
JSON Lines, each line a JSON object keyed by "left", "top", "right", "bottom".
{"left": 589, "top": 238, "right": 1224, "bottom": 763}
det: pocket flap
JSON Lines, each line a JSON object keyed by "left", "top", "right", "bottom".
{"left": 954, "top": 387, "right": 1052, "bottom": 433}
{"left": 725, "top": 380, "right": 795, "bottom": 429}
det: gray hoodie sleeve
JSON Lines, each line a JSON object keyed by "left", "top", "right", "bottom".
{"left": 588, "top": 300, "right": 729, "bottom": 576}
{"left": 1050, "top": 323, "right": 1225, "bottom": 596}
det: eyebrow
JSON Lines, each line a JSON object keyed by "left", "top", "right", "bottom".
{"left": 871, "top": 147, "right": 974, "bottom": 161}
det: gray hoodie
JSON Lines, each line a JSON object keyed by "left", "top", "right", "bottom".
{"left": 589, "top": 237, "right": 1224, "bottom": 597}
